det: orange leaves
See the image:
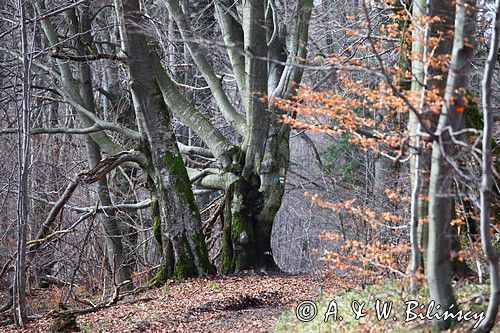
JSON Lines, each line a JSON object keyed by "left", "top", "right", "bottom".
{"left": 384, "top": 188, "right": 400, "bottom": 200}
{"left": 320, "top": 231, "right": 410, "bottom": 276}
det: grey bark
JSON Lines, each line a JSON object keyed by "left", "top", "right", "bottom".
{"left": 409, "top": 0, "right": 455, "bottom": 277}
{"left": 242, "top": 0, "right": 270, "bottom": 175}
{"left": 165, "top": 0, "right": 246, "bottom": 136}
{"left": 13, "top": 0, "right": 30, "bottom": 326}
{"left": 34, "top": 0, "right": 129, "bottom": 156}
{"left": 68, "top": 1, "right": 132, "bottom": 288}
{"left": 476, "top": 1, "right": 500, "bottom": 330}
{"left": 426, "top": 0, "right": 477, "bottom": 329}
{"left": 114, "top": 0, "right": 213, "bottom": 279}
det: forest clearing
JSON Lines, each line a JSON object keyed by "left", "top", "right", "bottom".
{"left": 1, "top": 0, "right": 499, "bottom": 331}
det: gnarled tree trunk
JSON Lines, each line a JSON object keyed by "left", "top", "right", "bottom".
{"left": 114, "top": 0, "right": 213, "bottom": 280}
{"left": 161, "top": 0, "right": 313, "bottom": 273}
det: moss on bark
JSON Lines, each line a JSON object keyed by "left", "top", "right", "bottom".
{"left": 191, "top": 228, "right": 215, "bottom": 275}
{"left": 164, "top": 150, "right": 201, "bottom": 218}
{"left": 172, "top": 233, "right": 197, "bottom": 278}
{"left": 147, "top": 266, "right": 169, "bottom": 286}
{"left": 151, "top": 198, "right": 162, "bottom": 250}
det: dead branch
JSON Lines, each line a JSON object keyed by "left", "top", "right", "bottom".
{"left": 29, "top": 151, "right": 144, "bottom": 253}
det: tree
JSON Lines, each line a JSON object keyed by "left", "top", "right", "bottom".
{"left": 476, "top": 0, "right": 500, "bottom": 331}
{"left": 426, "top": 0, "right": 477, "bottom": 328}
{"left": 113, "top": 0, "right": 213, "bottom": 279}
{"left": 408, "top": 0, "right": 455, "bottom": 280}
{"left": 27, "top": 0, "right": 314, "bottom": 277}
{"left": 158, "top": 0, "right": 315, "bottom": 272}
{"left": 12, "top": 0, "right": 30, "bottom": 326}
{"left": 67, "top": 0, "right": 132, "bottom": 287}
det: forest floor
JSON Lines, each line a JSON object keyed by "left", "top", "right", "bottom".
{"left": 2, "top": 272, "right": 353, "bottom": 333}
{"left": 3, "top": 272, "right": 496, "bottom": 332}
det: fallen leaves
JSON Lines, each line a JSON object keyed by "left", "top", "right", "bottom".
{"left": 3, "top": 273, "right": 349, "bottom": 333}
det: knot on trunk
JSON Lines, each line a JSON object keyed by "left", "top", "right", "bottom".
{"left": 239, "top": 231, "right": 249, "bottom": 245}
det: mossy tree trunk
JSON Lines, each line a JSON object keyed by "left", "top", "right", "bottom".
{"left": 221, "top": 132, "right": 289, "bottom": 273}
{"left": 114, "top": 0, "right": 213, "bottom": 281}
{"left": 158, "top": 0, "right": 313, "bottom": 274}
{"left": 221, "top": 173, "right": 285, "bottom": 273}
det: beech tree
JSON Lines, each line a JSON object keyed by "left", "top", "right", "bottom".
{"left": 1, "top": 0, "right": 315, "bottom": 282}
{"left": 276, "top": 0, "right": 498, "bottom": 331}
{"left": 2, "top": 0, "right": 498, "bottom": 330}
{"left": 426, "top": 0, "right": 478, "bottom": 328}
{"left": 160, "top": 0, "right": 314, "bottom": 272}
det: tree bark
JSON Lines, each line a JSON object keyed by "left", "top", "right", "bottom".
{"left": 476, "top": 1, "right": 500, "bottom": 330}
{"left": 13, "top": 0, "right": 30, "bottom": 326}
{"left": 67, "top": 1, "right": 132, "bottom": 288}
{"left": 114, "top": 0, "right": 213, "bottom": 280}
{"left": 409, "top": 0, "right": 456, "bottom": 279}
{"left": 426, "top": 0, "right": 477, "bottom": 329}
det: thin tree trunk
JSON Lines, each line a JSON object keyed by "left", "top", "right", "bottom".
{"left": 476, "top": 1, "right": 500, "bottom": 330}
{"left": 13, "top": 0, "right": 30, "bottom": 326}
{"left": 67, "top": 3, "right": 132, "bottom": 287}
{"left": 409, "top": 0, "right": 456, "bottom": 278}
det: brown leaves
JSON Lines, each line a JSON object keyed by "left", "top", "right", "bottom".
{"left": 5, "top": 275, "right": 350, "bottom": 333}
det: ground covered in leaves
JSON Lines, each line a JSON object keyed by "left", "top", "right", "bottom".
{"left": 3, "top": 272, "right": 350, "bottom": 332}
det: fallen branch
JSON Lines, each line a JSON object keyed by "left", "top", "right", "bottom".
{"left": 29, "top": 151, "right": 144, "bottom": 253}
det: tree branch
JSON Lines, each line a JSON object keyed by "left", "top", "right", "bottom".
{"left": 50, "top": 52, "right": 125, "bottom": 62}
{"left": 215, "top": 0, "right": 246, "bottom": 95}
{"left": 150, "top": 52, "right": 234, "bottom": 162}
{"left": 165, "top": 0, "right": 246, "bottom": 136}
{"left": 0, "top": 123, "right": 139, "bottom": 137}
{"left": 29, "top": 151, "right": 146, "bottom": 253}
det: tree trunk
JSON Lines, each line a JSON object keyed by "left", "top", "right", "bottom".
{"left": 218, "top": 0, "right": 312, "bottom": 273}
{"left": 114, "top": 0, "right": 213, "bottom": 280}
{"left": 426, "top": 0, "right": 477, "bottom": 329}
{"left": 408, "top": 0, "right": 456, "bottom": 277}
{"left": 13, "top": 0, "right": 30, "bottom": 325}
{"left": 160, "top": 0, "right": 313, "bottom": 274}
{"left": 476, "top": 1, "right": 500, "bottom": 330}
{"left": 67, "top": 4, "right": 133, "bottom": 287}
{"left": 221, "top": 173, "right": 284, "bottom": 273}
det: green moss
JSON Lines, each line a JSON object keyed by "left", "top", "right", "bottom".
{"left": 151, "top": 198, "right": 162, "bottom": 250}
{"left": 147, "top": 266, "right": 169, "bottom": 286}
{"left": 230, "top": 208, "right": 257, "bottom": 272}
{"left": 221, "top": 204, "right": 234, "bottom": 274}
{"left": 191, "top": 229, "right": 215, "bottom": 274}
{"left": 161, "top": 151, "right": 213, "bottom": 278}
{"left": 220, "top": 177, "right": 266, "bottom": 274}
{"left": 172, "top": 233, "right": 197, "bottom": 279}
{"left": 221, "top": 256, "right": 233, "bottom": 275}
{"left": 164, "top": 151, "right": 200, "bottom": 219}
{"left": 231, "top": 214, "right": 245, "bottom": 242}
{"left": 231, "top": 214, "right": 247, "bottom": 273}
